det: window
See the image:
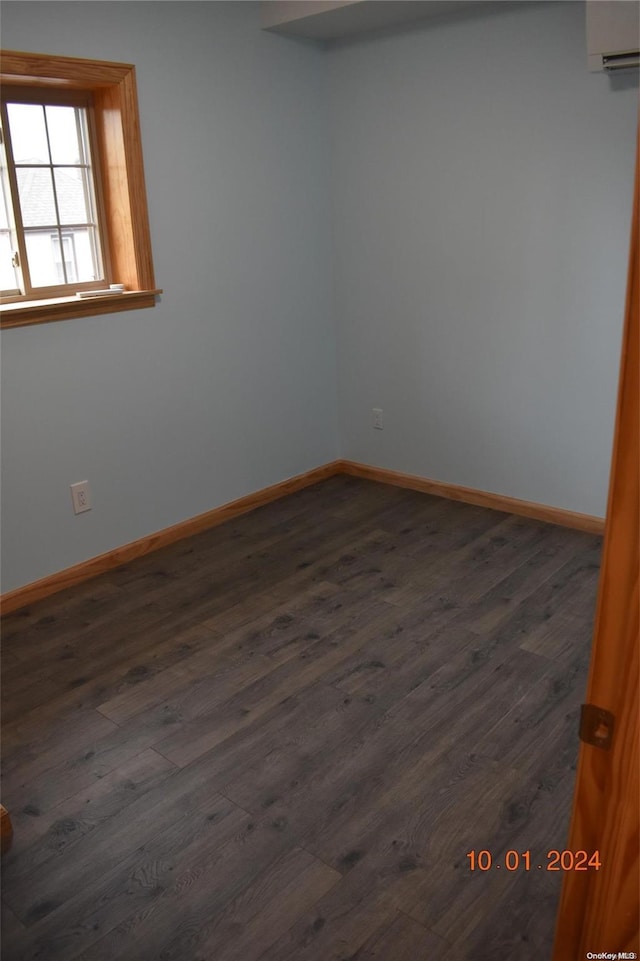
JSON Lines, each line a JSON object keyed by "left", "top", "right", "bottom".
{"left": 0, "top": 52, "right": 160, "bottom": 328}
{"left": 1, "top": 89, "right": 107, "bottom": 297}
{"left": 52, "top": 233, "right": 79, "bottom": 286}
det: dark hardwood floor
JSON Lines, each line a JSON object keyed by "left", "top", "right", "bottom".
{"left": 0, "top": 476, "right": 601, "bottom": 961}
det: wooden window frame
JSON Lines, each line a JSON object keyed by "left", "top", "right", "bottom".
{"left": 0, "top": 51, "right": 161, "bottom": 329}
{"left": 1, "top": 86, "right": 112, "bottom": 300}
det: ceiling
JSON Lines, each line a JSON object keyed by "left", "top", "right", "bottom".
{"left": 261, "top": 1, "right": 495, "bottom": 42}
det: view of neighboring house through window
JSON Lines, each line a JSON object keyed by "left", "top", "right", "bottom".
{"left": 0, "top": 90, "right": 107, "bottom": 300}
{"left": 52, "top": 233, "right": 78, "bottom": 284}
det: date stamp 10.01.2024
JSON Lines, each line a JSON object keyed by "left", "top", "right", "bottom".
{"left": 466, "top": 849, "right": 601, "bottom": 872}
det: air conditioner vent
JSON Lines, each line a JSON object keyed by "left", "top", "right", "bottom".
{"left": 602, "top": 52, "right": 640, "bottom": 73}
{"left": 587, "top": 1, "right": 640, "bottom": 73}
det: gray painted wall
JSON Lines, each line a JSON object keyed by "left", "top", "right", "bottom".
{"left": 1, "top": 1, "right": 637, "bottom": 594}
{"left": 329, "top": 1, "right": 637, "bottom": 516}
{"left": 1, "top": 1, "right": 337, "bottom": 593}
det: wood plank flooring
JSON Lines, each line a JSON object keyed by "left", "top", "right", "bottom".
{"left": 0, "top": 476, "right": 601, "bottom": 961}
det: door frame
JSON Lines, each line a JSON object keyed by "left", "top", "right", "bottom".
{"left": 552, "top": 127, "right": 639, "bottom": 957}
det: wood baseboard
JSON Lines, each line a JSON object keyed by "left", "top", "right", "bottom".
{"left": 0, "top": 461, "right": 343, "bottom": 615}
{"left": 338, "top": 460, "right": 605, "bottom": 535}
{"left": 1, "top": 457, "right": 604, "bottom": 614}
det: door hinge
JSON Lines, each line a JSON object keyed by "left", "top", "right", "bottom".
{"left": 579, "top": 703, "right": 615, "bottom": 750}
{"left": 11, "top": 251, "right": 19, "bottom": 268}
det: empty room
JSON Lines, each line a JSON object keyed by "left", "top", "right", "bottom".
{"left": 0, "top": 1, "right": 638, "bottom": 958}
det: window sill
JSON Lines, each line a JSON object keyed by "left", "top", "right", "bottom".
{"left": 0, "top": 289, "right": 162, "bottom": 329}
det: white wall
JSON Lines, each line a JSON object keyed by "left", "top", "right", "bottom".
{"left": 329, "top": 1, "right": 638, "bottom": 516}
{"left": 1, "top": 1, "right": 337, "bottom": 593}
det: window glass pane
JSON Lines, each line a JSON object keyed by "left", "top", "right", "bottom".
{"left": 24, "top": 230, "right": 60, "bottom": 287}
{"left": 0, "top": 171, "right": 10, "bottom": 231}
{"left": 0, "top": 169, "right": 18, "bottom": 290}
{"left": 6, "top": 103, "right": 50, "bottom": 164}
{"left": 66, "top": 227, "right": 101, "bottom": 282}
{"left": 25, "top": 227, "right": 101, "bottom": 287}
{"left": 0, "top": 230, "right": 18, "bottom": 290}
{"left": 3, "top": 83, "right": 112, "bottom": 298}
{"left": 16, "top": 167, "right": 57, "bottom": 227}
{"left": 54, "top": 167, "right": 89, "bottom": 224}
{"left": 46, "top": 105, "right": 84, "bottom": 165}
{"left": 51, "top": 234, "right": 74, "bottom": 284}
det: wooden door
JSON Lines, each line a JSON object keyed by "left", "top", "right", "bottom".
{"left": 552, "top": 129, "right": 639, "bottom": 957}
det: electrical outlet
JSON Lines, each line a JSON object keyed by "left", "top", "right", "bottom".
{"left": 71, "top": 480, "right": 92, "bottom": 514}
{"left": 373, "top": 408, "right": 383, "bottom": 430}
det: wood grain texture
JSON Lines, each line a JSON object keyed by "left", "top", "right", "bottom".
{"left": 0, "top": 50, "right": 132, "bottom": 87}
{"left": 117, "top": 66, "right": 155, "bottom": 290}
{"left": 0, "top": 50, "right": 158, "bottom": 328}
{"left": 0, "top": 291, "right": 161, "bottom": 329}
{"left": 0, "top": 462, "right": 342, "bottom": 614}
{"left": 340, "top": 460, "right": 605, "bottom": 534}
{"left": 553, "top": 127, "right": 640, "bottom": 959}
{"left": 94, "top": 69, "right": 155, "bottom": 293}
{"left": 1, "top": 475, "right": 601, "bottom": 960}
{"left": 1, "top": 459, "right": 602, "bottom": 614}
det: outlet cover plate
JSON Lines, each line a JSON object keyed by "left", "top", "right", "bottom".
{"left": 71, "top": 480, "right": 92, "bottom": 514}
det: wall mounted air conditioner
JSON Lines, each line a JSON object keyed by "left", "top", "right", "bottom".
{"left": 587, "top": 1, "right": 640, "bottom": 72}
